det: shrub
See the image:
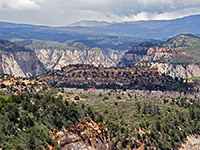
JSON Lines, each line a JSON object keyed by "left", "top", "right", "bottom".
{"left": 74, "top": 96, "right": 80, "bottom": 100}
{"left": 128, "top": 93, "right": 132, "bottom": 98}
{"left": 107, "top": 92, "right": 111, "bottom": 96}
{"left": 103, "top": 96, "right": 109, "bottom": 100}
{"left": 116, "top": 96, "right": 121, "bottom": 100}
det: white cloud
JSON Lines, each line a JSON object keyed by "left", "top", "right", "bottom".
{"left": 0, "top": 0, "right": 200, "bottom": 25}
{"left": 0, "top": 0, "right": 40, "bottom": 11}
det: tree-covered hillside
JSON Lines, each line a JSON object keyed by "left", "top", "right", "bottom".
{"left": 74, "top": 92, "right": 200, "bottom": 149}
{"left": 120, "top": 34, "right": 200, "bottom": 65}
{"left": 0, "top": 74, "right": 200, "bottom": 149}
{"left": 36, "top": 64, "right": 194, "bottom": 92}
{"left": 0, "top": 39, "right": 31, "bottom": 54}
{"left": 0, "top": 92, "right": 104, "bottom": 149}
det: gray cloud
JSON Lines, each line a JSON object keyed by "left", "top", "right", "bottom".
{"left": 0, "top": 0, "right": 200, "bottom": 26}
{"left": 0, "top": 0, "right": 40, "bottom": 11}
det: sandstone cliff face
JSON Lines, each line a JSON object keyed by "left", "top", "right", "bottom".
{"left": 118, "top": 34, "right": 200, "bottom": 78}
{"left": 105, "top": 49, "right": 128, "bottom": 64}
{"left": 0, "top": 48, "right": 116, "bottom": 77}
{"left": 51, "top": 120, "right": 109, "bottom": 150}
{"left": 0, "top": 51, "right": 45, "bottom": 77}
{"left": 121, "top": 53, "right": 200, "bottom": 79}
{"left": 0, "top": 39, "right": 118, "bottom": 77}
{"left": 136, "top": 62, "right": 200, "bottom": 79}
{"left": 118, "top": 53, "right": 144, "bottom": 67}
{"left": 0, "top": 45, "right": 117, "bottom": 77}
{"left": 34, "top": 48, "right": 116, "bottom": 71}
{"left": 180, "top": 135, "right": 200, "bottom": 150}
{"left": 120, "top": 47, "right": 200, "bottom": 78}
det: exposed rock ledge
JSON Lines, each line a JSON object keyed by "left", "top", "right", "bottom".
{"left": 35, "top": 48, "right": 116, "bottom": 71}
{"left": 50, "top": 120, "right": 109, "bottom": 150}
{"left": 0, "top": 51, "right": 45, "bottom": 77}
{"left": 180, "top": 135, "right": 200, "bottom": 150}
{"left": 136, "top": 62, "right": 200, "bottom": 78}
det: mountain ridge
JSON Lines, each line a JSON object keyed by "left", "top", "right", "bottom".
{"left": 0, "top": 39, "right": 118, "bottom": 77}
{"left": 118, "top": 34, "right": 200, "bottom": 78}
{"left": 0, "top": 14, "right": 200, "bottom": 40}
{"left": 36, "top": 64, "right": 194, "bottom": 92}
{"left": 68, "top": 20, "right": 112, "bottom": 27}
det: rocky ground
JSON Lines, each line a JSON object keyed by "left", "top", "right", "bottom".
{"left": 180, "top": 135, "right": 200, "bottom": 150}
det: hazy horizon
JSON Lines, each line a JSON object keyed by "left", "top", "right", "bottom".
{"left": 0, "top": 13, "right": 199, "bottom": 27}
{"left": 0, "top": 0, "right": 200, "bottom": 26}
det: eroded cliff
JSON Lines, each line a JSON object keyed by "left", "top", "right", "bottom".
{"left": 119, "top": 34, "right": 200, "bottom": 78}
{"left": 0, "top": 39, "right": 116, "bottom": 77}
{"left": 51, "top": 120, "right": 109, "bottom": 150}
{"left": 35, "top": 48, "right": 115, "bottom": 71}
{"left": 0, "top": 39, "right": 45, "bottom": 77}
{"left": 136, "top": 62, "right": 200, "bottom": 79}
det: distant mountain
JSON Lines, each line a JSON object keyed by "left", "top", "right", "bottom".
{"left": 106, "top": 14, "right": 200, "bottom": 39}
{"left": 64, "top": 14, "right": 200, "bottom": 39}
{"left": 118, "top": 34, "right": 200, "bottom": 78}
{"left": 68, "top": 20, "right": 112, "bottom": 27}
{"left": 0, "top": 14, "right": 200, "bottom": 41}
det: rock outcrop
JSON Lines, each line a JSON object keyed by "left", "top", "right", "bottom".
{"left": 51, "top": 120, "right": 109, "bottom": 150}
{"left": 0, "top": 47, "right": 115, "bottom": 77}
{"left": 118, "top": 42, "right": 155, "bottom": 67}
{"left": 36, "top": 64, "right": 194, "bottom": 91}
{"left": 35, "top": 48, "right": 115, "bottom": 71}
{"left": 0, "top": 51, "right": 45, "bottom": 77}
{"left": 0, "top": 39, "right": 116, "bottom": 77}
{"left": 180, "top": 135, "right": 200, "bottom": 150}
{"left": 136, "top": 62, "right": 200, "bottom": 79}
{"left": 105, "top": 49, "right": 128, "bottom": 64}
{"left": 118, "top": 34, "right": 200, "bottom": 78}
{"left": 0, "top": 39, "right": 45, "bottom": 77}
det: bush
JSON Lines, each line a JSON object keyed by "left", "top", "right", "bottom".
{"left": 74, "top": 96, "right": 80, "bottom": 100}
{"left": 121, "top": 138, "right": 128, "bottom": 148}
{"left": 103, "top": 96, "right": 109, "bottom": 100}
{"left": 98, "top": 93, "right": 102, "bottom": 97}
{"left": 128, "top": 93, "right": 132, "bottom": 98}
{"left": 96, "top": 114, "right": 103, "bottom": 123}
{"left": 116, "top": 96, "right": 121, "bottom": 100}
{"left": 107, "top": 92, "right": 111, "bottom": 96}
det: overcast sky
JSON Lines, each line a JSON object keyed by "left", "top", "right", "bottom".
{"left": 0, "top": 0, "right": 200, "bottom": 26}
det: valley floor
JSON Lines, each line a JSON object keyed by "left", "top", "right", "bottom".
{"left": 64, "top": 88, "right": 200, "bottom": 100}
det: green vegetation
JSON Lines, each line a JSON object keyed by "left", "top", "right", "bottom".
{"left": 188, "top": 77, "right": 200, "bottom": 81}
{"left": 0, "top": 92, "right": 96, "bottom": 149}
{"left": 76, "top": 93, "right": 200, "bottom": 149}
{"left": 0, "top": 77, "right": 200, "bottom": 149}
{"left": 81, "top": 36, "right": 146, "bottom": 50}
{"left": 11, "top": 35, "right": 148, "bottom": 52}
{"left": 154, "top": 34, "right": 200, "bottom": 64}
{"left": 0, "top": 39, "right": 31, "bottom": 54}
{"left": 37, "top": 64, "right": 194, "bottom": 92}
{"left": 123, "top": 34, "right": 200, "bottom": 66}
{"left": 0, "top": 74, "right": 49, "bottom": 95}
{"left": 12, "top": 39, "right": 91, "bottom": 51}
{"left": 74, "top": 95, "right": 80, "bottom": 100}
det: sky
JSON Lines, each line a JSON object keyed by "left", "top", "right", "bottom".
{"left": 0, "top": 0, "right": 200, "bottom": 26}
